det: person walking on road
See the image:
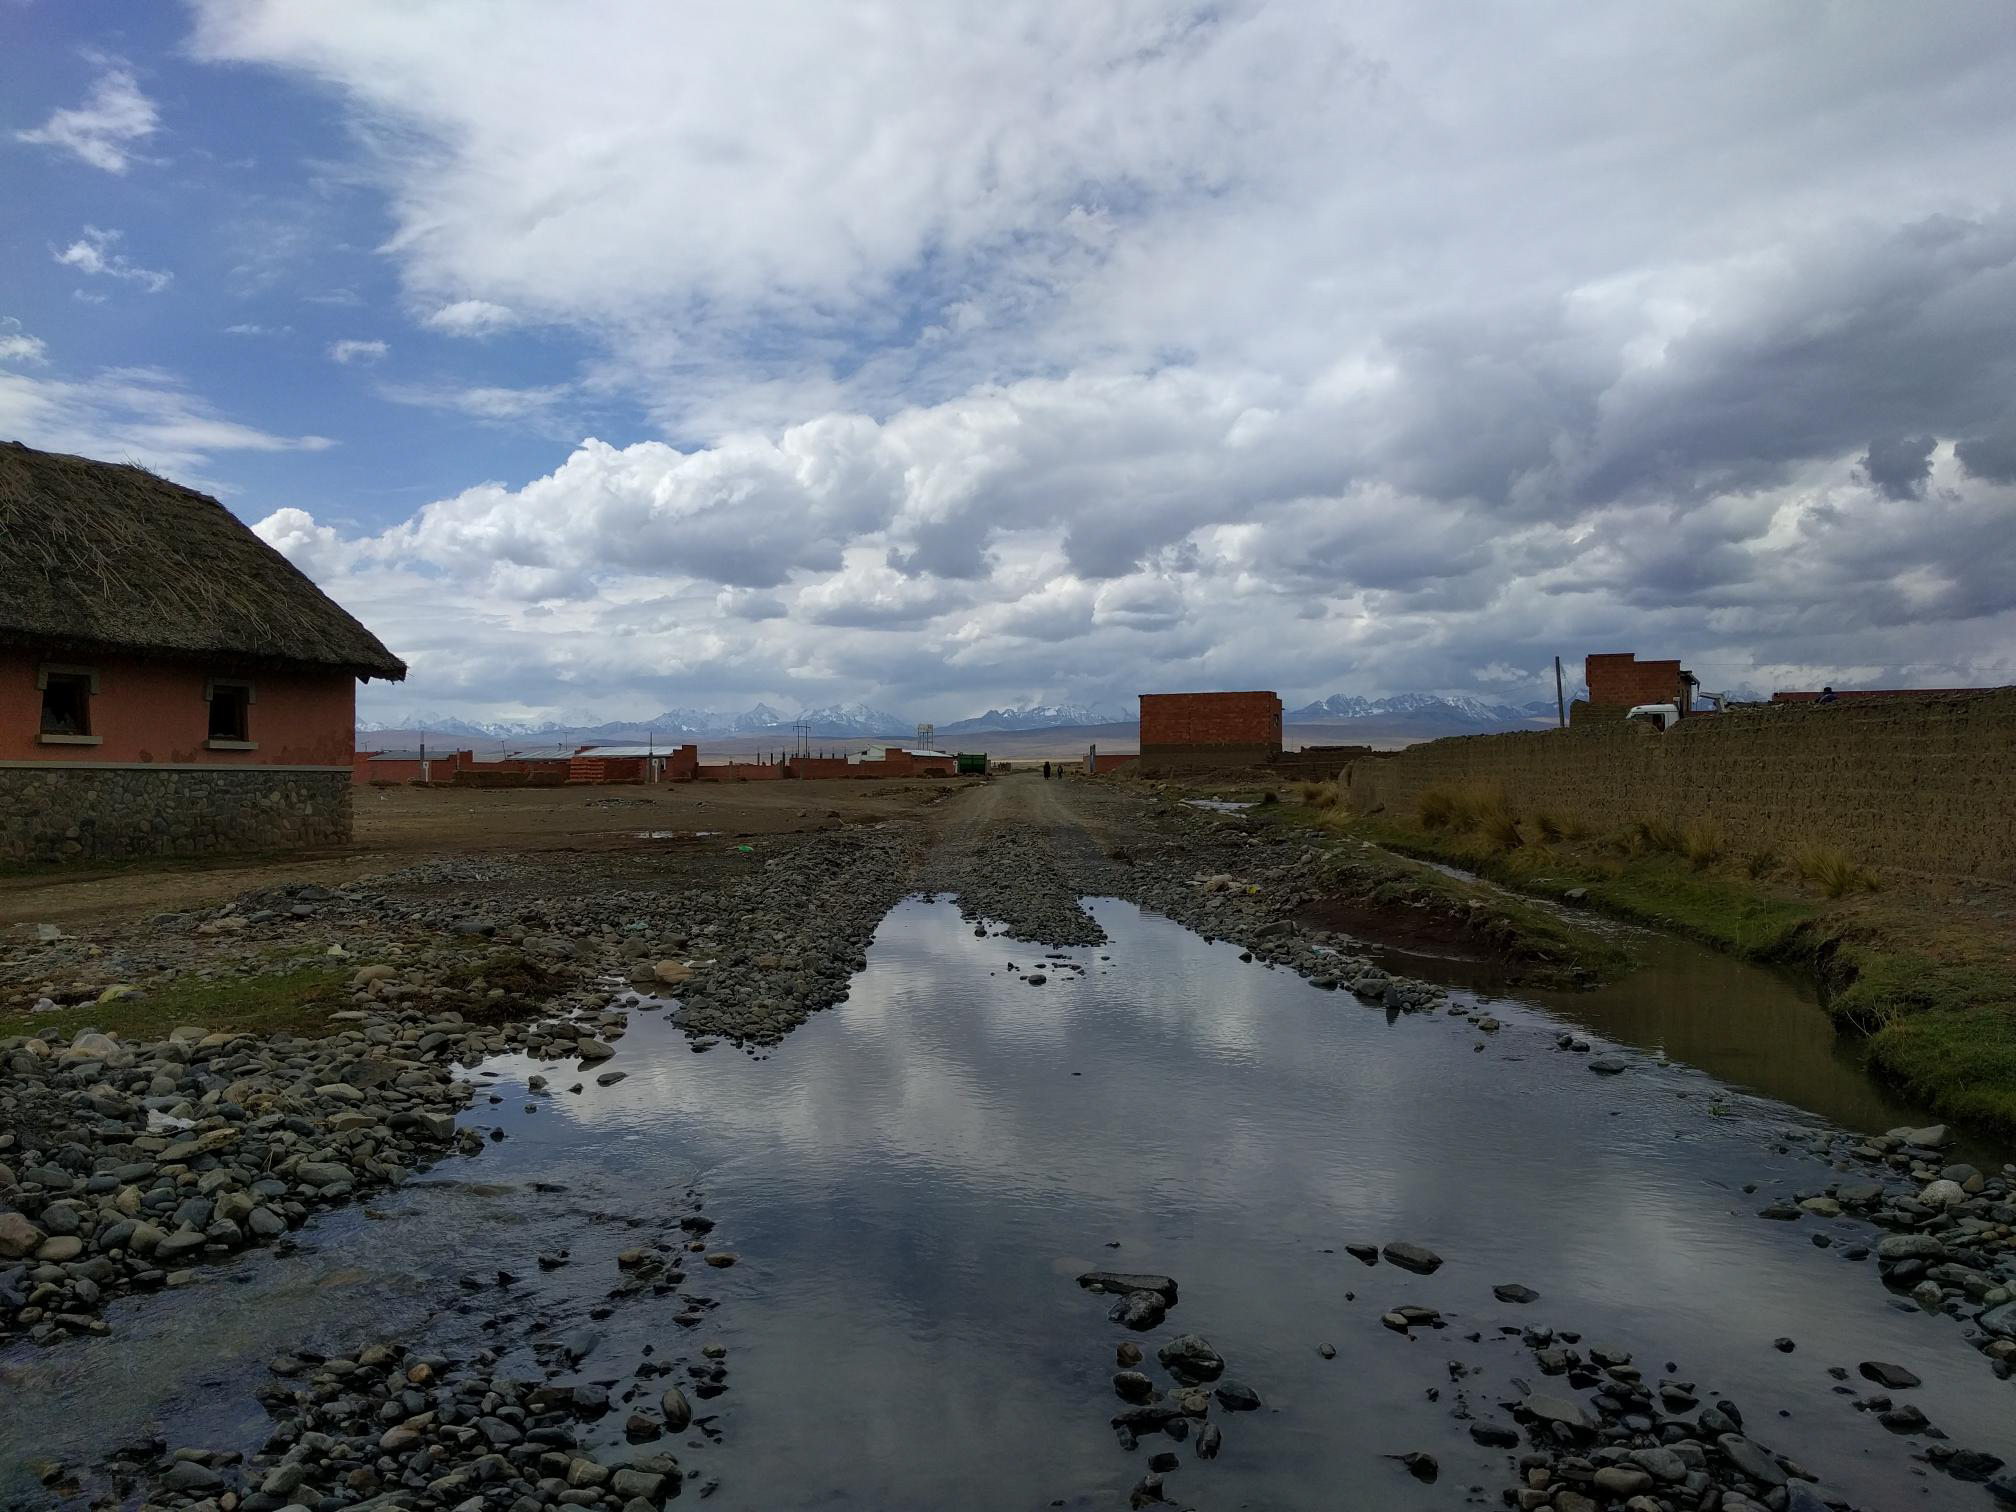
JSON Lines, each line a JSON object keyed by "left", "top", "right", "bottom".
{"left": 1042, "top": 760, "right": 1052, "bottom": 780}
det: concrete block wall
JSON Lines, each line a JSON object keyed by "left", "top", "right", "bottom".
{"left": 1343, "top": 689, "right": 2016, "bottom": 881}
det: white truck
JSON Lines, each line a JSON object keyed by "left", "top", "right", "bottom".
{"left": 1626, "top": 692, "right": 1726, "bottom": 730}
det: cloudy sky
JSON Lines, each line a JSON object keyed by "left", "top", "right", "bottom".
{"left": 6, "top": 2, "right": 2015, "bottom": 726}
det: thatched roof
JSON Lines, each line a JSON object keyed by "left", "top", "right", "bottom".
{"left": 0, "top": 442, "right": 406, "bottom": 681}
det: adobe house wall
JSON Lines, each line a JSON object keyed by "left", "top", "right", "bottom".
{"left": 1, "top": 648, "right": 354, "bottom": 766}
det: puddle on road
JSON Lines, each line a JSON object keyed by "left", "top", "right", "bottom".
{"left": 1182, "top": 798, "right": 1257, "bottom": 812}
{"left": 6, "top": 898, "right": 2010, "bottom": 1510}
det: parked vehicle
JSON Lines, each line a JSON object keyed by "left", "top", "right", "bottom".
{"left": 1626, "top": 702, "right": 1683, "bottom": 731}
{"left": 1627, "top": 691, "right": 1727, "bottom": 730}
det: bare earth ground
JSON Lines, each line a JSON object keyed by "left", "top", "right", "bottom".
{"left": 0, "top": 778, "right": 951, "bottom": 928}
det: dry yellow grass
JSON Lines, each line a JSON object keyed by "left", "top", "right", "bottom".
{"left": 1793, "top": 844, "right": 1879, "bottom": 897}
{"left": 1680, "top": 817, "right": 1726, "bottom": 868}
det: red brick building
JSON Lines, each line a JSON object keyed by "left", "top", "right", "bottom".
{"left": 1139, "top": 691, "right": 1283, "bottom": 771}
{"left": 1583, "top": 654, "right": 1698, "bottom": 717}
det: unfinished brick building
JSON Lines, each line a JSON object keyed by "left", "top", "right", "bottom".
{"left": 1139, "top": 691, "right": 1283, "bottom": 772}
{"left": 1577, "top": 654, "right": 1697, "bottom": 723}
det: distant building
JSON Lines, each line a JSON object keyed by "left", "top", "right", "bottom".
{"left": 1138, "top": 691, "right": 1283, "bottom": 771}
{"left": 1, "top": 441, "right": 405, "bottom": 862}
{"left": 1583, "top": 653, "right": 1698, "bottom": 713}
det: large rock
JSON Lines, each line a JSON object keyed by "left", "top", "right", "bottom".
{"left": 660, "top": 1386, "right": 692, "bottom": 1431}
{"left": 1520, "top": 1393, "right": 1592, "bottom": 1430}
{"left": 294, "top": 1161, "right": 354, "bottom": 1188}
{"left": 1858, "top": 1360, "right": 1921, "bottom": 1390}
{"left": 0, "top": 1212, "right": 45, "bottom": 1259}
{"left": 1717, "top": 1433, "right": 1787, "bottom": 1486}
{"left": 1382, "top": 1242, "right": 1443, "bottom": 1275}
{"left": 1108, "top": 1291, "right": 1167, "bottom": 1330}
{"left": 1157, "top": 1334, "right": 1225, "bottom": 1385}
{"left": 1078, "top": 1271, "right": 1179, "bottom": 1301}
{"left": 1979, "top": 1302, "right": 2016, "bottom": 1340}
{"left": 1887, "top": 1124, "right": 1951, "bottom": 1148}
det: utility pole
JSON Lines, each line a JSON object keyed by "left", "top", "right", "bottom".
{"left": 1554, "top": 657, "right": 1567, "bottom": 728}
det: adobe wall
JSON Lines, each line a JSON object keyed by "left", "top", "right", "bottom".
{"left": 0, "top": 766, "right": 351, "bottom": 864}
{"left": 1342, "top": 690, "right": 2016, "bottom": 880}
{"left": 1, "top": 649, "right": 354, "bottom": 766}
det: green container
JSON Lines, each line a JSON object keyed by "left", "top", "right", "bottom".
{"left": 956, "top": 752, "right": 988, "bottom": 774}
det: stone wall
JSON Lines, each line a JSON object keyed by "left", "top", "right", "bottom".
{"left": 0, "top": 766, "right": 351, "bottom": 864}
{"left": 1342, "top": 689, "right": 2016, "bottom": 881}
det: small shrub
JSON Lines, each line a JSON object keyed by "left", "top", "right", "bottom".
{"left": 1680, "top": 817, "right": 1726, "bottom": 868}
{"left": 1480, "top": 809, "right": 1524, "bottom": 852}
{"left": 1742, "top": 847, "right": 1780, "bottom": 879}
{"left": 1259, "top": 789, "right": 1280, "bottom": 806}
{"left": 1629, "top": 816, "right": 1685, "bottom": 855}
{"left": 1533, "top": 811, "right": 1568, "bottom": 844}
{"left": 1418, "top": 786, "right": 1458, "bottom": 829}
{"left": 1793, "top": 844, "right": 1879, "bottom": 898}
{"left": 1314, "top": 807, "right": 1357, "bottom": 836}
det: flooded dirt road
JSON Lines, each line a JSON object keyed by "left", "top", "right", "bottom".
{"left": 8, "top": 884, "right": 2011, "bottom": 1509}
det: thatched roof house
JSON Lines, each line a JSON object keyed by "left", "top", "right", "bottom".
{"left": 2, "top": 441, "right": 403, "bottom": 864}
{"left": 0, "top": 441, "right": 405, "bottom": 680}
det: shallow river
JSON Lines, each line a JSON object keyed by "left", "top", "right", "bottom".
{"left": 4, "top": 897, "right": 2011, "bottom": 1509}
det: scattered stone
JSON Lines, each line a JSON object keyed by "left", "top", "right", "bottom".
{"left": 1382, "top": 1241, "right": 1442, "bottom": 1275}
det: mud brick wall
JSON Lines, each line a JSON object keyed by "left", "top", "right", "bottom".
{"left": 1342, "top": 690, "right": 2016, "bottom": 881}
{"left": 0, "top": 766, "right": 351, "bottom": 864}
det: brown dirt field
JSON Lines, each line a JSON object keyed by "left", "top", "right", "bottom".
{"left": 0, "top": 777, "right": 962, "bottom": 929}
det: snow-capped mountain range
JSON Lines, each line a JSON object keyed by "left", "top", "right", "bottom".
{"left": 1286, "top": 692, "right": 1564, "bottom": 726}
{"left": 358, "top": 694, "right": 1560, "bottom": 741}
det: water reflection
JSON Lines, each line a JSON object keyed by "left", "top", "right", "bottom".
{"left": 4, "top": 898, "right": 2008, "bottom": 1512}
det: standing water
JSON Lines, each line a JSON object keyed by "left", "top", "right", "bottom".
{"left": 4, "top": 897, "right": 2009, "bottom": 1508}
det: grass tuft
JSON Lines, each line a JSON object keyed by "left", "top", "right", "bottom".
{"left": 1792, "top": 844, "right": 1879, "bottom": 898}
{"left": 1680, "top": 817, "right": 1726, "bottom": 869}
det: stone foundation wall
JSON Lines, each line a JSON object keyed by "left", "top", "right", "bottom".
{"left": 0, "top": 766, "right": 352, "bottom": 864}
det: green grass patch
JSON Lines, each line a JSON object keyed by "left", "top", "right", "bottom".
{"left": 0, "top": 963, "right": 351, "bottom": 1044}
{"left": 1864, "top": 1004, "right": 2016, "bottom": 1133}
{"left": 1306, "top": 805, "right": 2016, "bottom": 1137}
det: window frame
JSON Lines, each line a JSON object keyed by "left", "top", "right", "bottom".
{"left": 35, "top": 663, "right": 101, "bottom": 746}
{"left": 203, "top": 677, "right": 258, "bottom": 750}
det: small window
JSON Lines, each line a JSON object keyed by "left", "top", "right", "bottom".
{"left": 207, "top": 681, "right": 252, "bottom": 743}
{"left": 40, "top": 672, "right": 93, "bottom": 736}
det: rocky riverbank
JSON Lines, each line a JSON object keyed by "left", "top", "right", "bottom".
{"left": 1, "top": 821, "right": 922, "bottom": 1346}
